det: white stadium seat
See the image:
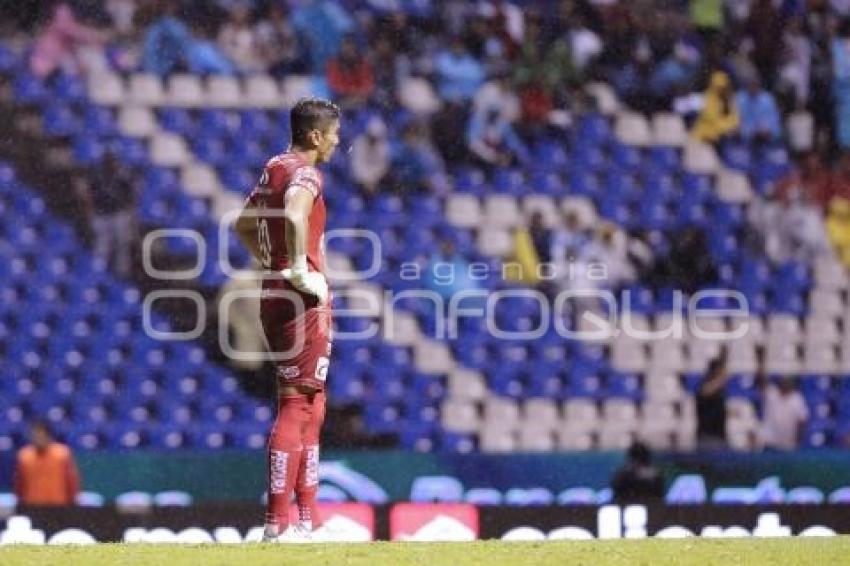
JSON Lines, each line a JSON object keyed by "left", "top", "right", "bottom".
{"left": 809, "top": 290, "right": 845, "bottom": 318}
{"left": 614, "top": 112, "right": 652, "bottom": 147}
{"left": 168, "top": 74, "right": 206, "bottom": 107}
{"left": 683, "top": 139, "right": 719, "bottom": 174}
{"left": 813, "top": 256, "right": 847, "bottom": 291}
{"left": 597, "top": 427, "right": 634, "bottom": 450}
{"left": 585, "top": 82, "right": 620, "bottom": 115}
{"left": 149, "top": 132, "right": 189, "bottom": 167}
{"left": 440, "top": 399, "right": 480, "bottom": 434}
{"left": 556, "top": 427, "right": 595, "bottom": 451}
{"left": 483, "top": 397, "right": 520, "bottom": 429}
{"left": 181, "top": 163, "right": 219, "bottom": 198}
{"left": 518, "top": 426, "right": 555, "bottom": 451}
{"left": 281, "top": 76, "right": 316, "bottom": 107}
{"left": 643, "top": 371, "right": 684, "bottom": 402}
{"left": 206, "top": 75, "right": 242, "bottom": 108}
{"left": 479, "top": 426, "right": 518, "bottom": 453}
{"left": 383, "top": 311, "right": 421, "bottom": 346}
{"left": 716, "top": 168, "right": 753, "bottom": 203}
{"left": 602, "top": 399, "right": 638, "bottom": 424}
{"left": 476, "top": 227, "right": 513, "bottom": 258}
{"left": 445, "top": 194, "right": 481, "bottom": 228}
{"left": 562, "top": 399, "right": 599, "bottom": 431}
{"left": 88, "top": 71, "right": 125, "bottom": 106}
{"left": 482, "top": 195, "right": 521, "bottom": 228}
{"left": 127, "top": 73, "right": 165, "bottom": 106}
{"left": 118, "top": 106, "right": 157, "bottom": 137}
{"left": 521, "top": 398, "right": 560, "bottom": 431}
{"left": 651, "top": 112, "right": 687, "bottom": 146}
{"left": 447, "top": 369, "right": 488, "bottom": 401}
{"left": 413, "top": 339, "right": 454, "bottom": 374}
{"left": 244, "top": 75, "right": 281, "bottom": 108}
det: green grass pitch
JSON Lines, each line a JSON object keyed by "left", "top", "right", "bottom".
{"left": 1, "top": 538, "right": 849, "bottom": 566}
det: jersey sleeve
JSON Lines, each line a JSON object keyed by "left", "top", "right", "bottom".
{"left": 288, "top": 165, "right": 322, "bottom": 200}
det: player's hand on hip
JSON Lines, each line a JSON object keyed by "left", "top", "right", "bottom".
{"left": 281, "top": 267, "right": 328, "bottom": 305}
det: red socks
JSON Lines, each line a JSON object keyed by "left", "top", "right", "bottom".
{"left": 265, "top": 391, "right": 326, "bottom": 530}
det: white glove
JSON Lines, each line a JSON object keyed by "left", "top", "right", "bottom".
{"left": 281, "top": 256, "right": 328, "bottom": 305}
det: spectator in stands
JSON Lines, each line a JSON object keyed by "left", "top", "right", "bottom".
{"left": 77, "top": 151, "right": 137, "bottom": 277}
{"left": 832, "top": 20, "right": 850, "bottom": 150}
{"left": 425, "top": 239, "right": 482, "bottom": 304}
{"left": 586, "top": 223, "right": 637, "bottom": 291}
{"left": 759, "top": 376, "right": 809, "bottom": 451}
{"left": 611, "top": 441, "right": 665, "bottom": 503}
{"left": 291, "top": 0, "right": 354, "bottom": 74}
{"left": 735, "top": 77, "right": 783, "bottom": 144}
{"left": 652, "top": 227, "right": 716, "bottom": 295}
{"left": 30, "top": 2, "right": 107, "bottom": 79}
{"left": 326, "top": 36, "right": 375, "bottom": 109}
{"left": 507, "top": 222, "right": 542, "bottom": 286}
{"left": 749, "top": 166, "right": 831, "bottom": 264}
{"left": 528, "top": 211, "right": 553, "bottom": 265}
{"left": 473, "top": 70, "right": 521, "bottom": 126}
{"left": 218, "top": 4, "right": 260, "bottom": 72}
{"left": 466, "top": 107, "right": 531, "bottom": 170}
{"left": 141, "top": 6, "right": 192, "bottom": 75}
{"left": 433, "top": 37, "right": 486, "bottom": 102}
{"left": 773, "top": 152, "right": 832, "bottom": 211}
{"left": 696, "top": 350, "right": 731, "bottom": 449}
{"left": 826, "top": 197, "right": 850, "bottom": 266}
{"left": 550, "top": 210, "right": 590, "bottom": 267}
{"left": 516, "top": 25, "right": 580, "bottom": 129}
{"left": 370, "top": 35, "right": 407, "bottom": 111}
{"left": 612, "top": 43, "right": 659, "bottom": 114}
{"left": 563, "top": 12, "right": 603, "bottom": 73}
{"left": 14, "top": 421, "right": 80, "bottom": 506}
{"left": 255, "top": 3, "right": 308, "bottom": 77}
{"left": 187, "top": 21, "right": 236, "bottom": 75}
{"left": 691, "top": 71, "right": 739, "bottom": 144}
{"left": 778, "top": 17, "right": 813, "bottom": 109}
{"left": 689, "top": 0, "right": 724, "bottom": 52}
{"left": 746, "top": 0, "right": 785, "bottom": 88}
{"left": 391, "top": 121, "right": 449, "bottom": 195}
{"left": 351, "top": 117, "right": 390, "bottom": 198}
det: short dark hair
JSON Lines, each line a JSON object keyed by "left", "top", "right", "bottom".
{"left": 30, "top": 420, "right": 51, "bottom": 436}
{"left": 290, "top": 97, "right": 340, "bottom": 146}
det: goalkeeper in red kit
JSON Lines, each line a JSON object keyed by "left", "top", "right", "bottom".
{"left": 235, "top": 98, "right": 341, "bottom": 542}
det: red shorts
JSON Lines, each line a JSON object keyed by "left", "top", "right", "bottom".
{"left": 261, "top": 287, "right": 332, "bottom": 391}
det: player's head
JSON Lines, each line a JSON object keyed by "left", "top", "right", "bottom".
{"left": 29, "top": 420, "right": 52, "bottom": 450}
{"left": 290, "top": 97, "right": 341, "bottom": 164}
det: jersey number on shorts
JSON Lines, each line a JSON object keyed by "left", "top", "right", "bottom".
{"left": 315, "top": 357, "right": 329, "bottom": 381}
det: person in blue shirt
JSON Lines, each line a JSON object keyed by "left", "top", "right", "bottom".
{"left": 466, "top": 106, "right": 531, "bottom": 169}
{"left": 735, "top": 77, "right": 782, "bottom": 143}
{"left": 434, "top": 37, "right": 486, "bottom": 103}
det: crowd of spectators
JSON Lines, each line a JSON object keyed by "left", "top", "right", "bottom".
{"left": 12, "top": 0, "right": 850, "bottom": 273}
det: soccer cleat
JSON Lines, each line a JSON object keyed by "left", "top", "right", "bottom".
{"left": 261, "top": 524, "right": 280, "bottom": 543}
{"left": 274, "top": 524, "right": 313, "bottom": 543}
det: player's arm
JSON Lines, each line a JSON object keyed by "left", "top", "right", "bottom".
{"left": 282, "top": 187, "right": 313, "bottom": 270}
{"left": 235, "top": 197, "right": 262, "bottom": 262}
{"left": 281, "top": 186, "right": 328, "bottom": 304}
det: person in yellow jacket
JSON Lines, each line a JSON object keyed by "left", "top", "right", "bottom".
{"left": 507, "top": 226, "right": 541, "bottom": 285}
{"left": 692, "top": 71, "right": 740, "bottom": 144}
{"left": 826, "top": 197, "right": 850, "bottom": 266}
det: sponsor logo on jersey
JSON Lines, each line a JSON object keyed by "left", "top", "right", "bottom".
{"left": 277, "top": 366, "right": 300, "bottom": 380}
{"left": 315, "top": 357, "right": 329, "bottom": 381}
